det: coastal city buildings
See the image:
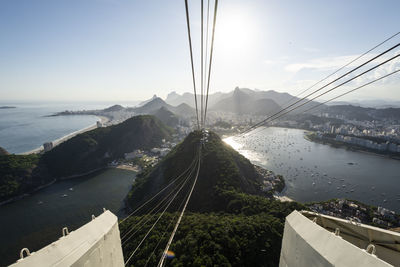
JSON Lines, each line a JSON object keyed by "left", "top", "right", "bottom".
{"left": 308, "top": 199, "right": 400, "bottom": 229}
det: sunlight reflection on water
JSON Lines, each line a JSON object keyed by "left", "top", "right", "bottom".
{"left": 223, "top": 136, "right": 267, "bottom": 165}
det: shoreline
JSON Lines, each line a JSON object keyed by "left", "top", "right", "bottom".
{"left": 19, "top": 115, "right": 110, "bottom": 155}
{"left": 305, "top": 132, "right": 400, "bottom": 161}
{"left": 274, "top": 195, "right": 294, "bottom": 202}
{"left": 227, "top": 127, "right": 400, "bottom": 211}
{"left": 0, "top": 165, "right": 136, "bottom": 207}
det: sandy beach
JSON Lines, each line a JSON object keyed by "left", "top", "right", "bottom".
{"left": 116, "top": 164, "right": 141, "bottom": 172}
{"left": 274, "top": 195, "right": 294, "bottom": 202}
{"left": 20, "top": 116, "right": 110, "bottom": 155}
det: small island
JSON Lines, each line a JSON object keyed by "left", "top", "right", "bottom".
{"left": 0, "top": 106, "right": 16, "bottom": 109}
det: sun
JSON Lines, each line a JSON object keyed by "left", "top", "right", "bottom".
{"left": 215, "top": 9, "right": 256, "bottom": 57}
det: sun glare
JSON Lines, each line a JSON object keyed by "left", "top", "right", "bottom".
{"left": 215, "top": 10, "right": 256, "bottom": 57}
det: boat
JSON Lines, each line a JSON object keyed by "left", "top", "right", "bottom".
{"left": 37, "top": 201, "right": 43, "bottom": 205}
{"left": 69, "top": 187, "right": 74, "bottom": 191}
{"left": 62, "top": 194, "right": 68, "bottom": 197}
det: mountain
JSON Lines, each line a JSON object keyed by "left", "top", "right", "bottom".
{"left": 103, "top": 104, "right": 125, "bottom": 112}
{"left": 137, "top": 94, "right": 158, "bottom": 107}
{"left": 128, "top": 131, "right": 267, "bottom": 212}
{"left": 318, "top": 105, "right": 400, "bottom": 121}
{"left": 170, "top": 103, "right": 196, "bottom": 117}
{"left": 42, "top": 115, "right": 173, "bottom": 178}
{"left": 165, "top": 91, "right": 227, "bottom": 108}
{"left": 132, "top": 97, "right": 196, "bottom": 118}
{"left": 132, "top": 97, "right": 168, "bottom": 114}
{"left": 0, "top": 147, "right": 9, "bottom": 155}
{"left": 165, "top": 92, "right": 196, "bottom": 107}
{"left": 122, "top": 131, "right": 304, "bottom": 266}
{"left": 165, "top": 91, "right": 181, "bottom": 104}
{"left": 327, "top": 100, "right": 400, "bottom": 109}
{"left": 165, "top": 88, "right": 325, "bottom": 113}
{"left": 153, "top": 107, "right": 179, "bottom": 127}
{"left": 211, "top": 88, "right": 282, "bottom": 115}
{"left": 343, "top": 99, "right": 400, "bottom": 109}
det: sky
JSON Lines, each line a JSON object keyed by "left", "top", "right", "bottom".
{"left": 0, "top": 0, "right": 399, "bottom": 103}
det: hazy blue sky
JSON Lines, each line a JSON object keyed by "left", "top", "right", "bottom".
{"left": 0, "top": 0, "right": 399, "bottom": 102}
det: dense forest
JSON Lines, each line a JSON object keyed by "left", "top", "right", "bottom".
{"left": 122, "top": 131, "right": 305, "bottom": 266}
{"left": 0, "top": 154, "right": 48, "bottom": 201}
{"left": 121, "top": 185, "right": 304, "bottom": 266}
{"left": 0, "top": 115, "right": 173, "bottom": 201}
{"left": 127, "top": 131, "right": 265, "bottom": 213}
{"left": 42, "top": 115, "right": 173, "bottom": 177}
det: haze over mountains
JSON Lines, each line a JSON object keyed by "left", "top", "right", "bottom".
{"left": 164, "top": 87, "right": 326, "bottom": 116}
{"left": 130, "top": 97, "right": 195, "bottom": 118}
{"left": 316, "top": 105, "right": 400, "bottom": 121}
{"left": 52, "top": 87, "right": 400, "bottom": 127}
{"left": 162, "top": 87, "right": 400, "bottom": 119}
{"left": 165, "top": 87, "right": 295, "bottom": 110}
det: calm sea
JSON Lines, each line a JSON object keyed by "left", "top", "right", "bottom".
{"left": 0, "top": 168, "right": 135, "bottom": 266}
{"left": 0, "top": 102, "right": 134, "bottom": 154}
{"left": 224, "top": 127, "right": 400, "bottom": 213}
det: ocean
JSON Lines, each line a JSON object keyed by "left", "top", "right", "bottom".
{"left": 0, "top": 102, "right": 133, "bottom": 154}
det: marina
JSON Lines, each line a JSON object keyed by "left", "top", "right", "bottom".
{"left": 225, "top": 127, "right": 400, "bottom": 213}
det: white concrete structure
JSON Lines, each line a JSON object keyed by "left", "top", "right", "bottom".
{"left": 43, "top": 142, "right": 54, "bottom": 152}
{"left": 10, "top": 210, "right": 124, "bottom": 267}
{"left": 280, "top": 210, "right": 400, "bottom": 267}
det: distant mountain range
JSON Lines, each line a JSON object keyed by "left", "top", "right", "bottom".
{"left": 130, "top": 97, "right": 195, "bottom": 117}
{"left": 329, "top": 99, "right": 400, "bottom": 109}
{"left": 164, "top": 87, "right": 400, "bottom": 119}
{"left": 52, "top": 97, "right": 196, "bottom": 127}
{"left": 166, "top": 88, "right": 400, "bottom": 110}
{"left": 166, "top": 87, "right": 302, "bottom": 108}
{"left": 164, "top": 87, "right": 322, "bottom": 116}
{"left": 210, "top": 88, "right": 282, "bottom": 115}
{"left": 152, "top": 106, "right": 180, "bottom": 127}
{"left": 316, "top": 105, "right": 400, "bottom": 121}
